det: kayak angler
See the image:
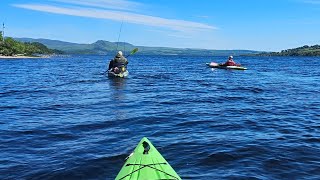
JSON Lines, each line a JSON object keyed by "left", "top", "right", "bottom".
{"left": 221, "top": 56, "right": 241, "bottom": 66}
{"left": 107, "top": 48, "right": 138, "bottom": 78}
{"left": 206, "top": 55, "right": 248, "bottom": 70}
{"left": 108, "top": 51, "right": 129, "bottom": 78}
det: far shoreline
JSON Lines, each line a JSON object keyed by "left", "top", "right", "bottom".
{"left": 0, "top": 55, "right": 51, "bottom": 59}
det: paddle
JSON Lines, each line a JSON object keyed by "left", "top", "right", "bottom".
{"left": 126, "top": 48, "right": 139, "bottom": 58}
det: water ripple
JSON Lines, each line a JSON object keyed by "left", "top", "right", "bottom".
{"left": 1, "top": 55, "right": 320, "bottom": 179}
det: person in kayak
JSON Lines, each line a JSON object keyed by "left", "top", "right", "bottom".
{"left": 222, "top": 56, "right": 240, "bottom": 66}
{"left": 114, "top": 51, "right": 128, "bottom": 67}
{"left": 108, "top": 51, "right": 128, "bottom": 73}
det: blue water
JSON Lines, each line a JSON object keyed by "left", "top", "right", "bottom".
{"left": 1, "top": 55, "right": 320, "bottom": 179}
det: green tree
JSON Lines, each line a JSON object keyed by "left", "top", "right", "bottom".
{"left": 4, "top": 37, "right": 19, "bottom": 55}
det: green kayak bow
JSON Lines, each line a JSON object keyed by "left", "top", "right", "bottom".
{"left": 115, "top": 137, "right": 181, "bottom": 180}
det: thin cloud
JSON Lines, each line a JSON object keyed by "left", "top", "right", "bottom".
{"left": 52, "top": 0, "right": 143, "bottom": 11}
{"left": 12, "top": 3, "right": 217, "bottom": 33}
{"left": 195, "top": 15, "right": 210, "bottom": 19}
{"left": 167, "top": 34, "right": 193, "bottom": 39}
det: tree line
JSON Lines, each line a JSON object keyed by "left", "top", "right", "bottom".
{"left": 0, "top": 32, "right": 62, "bottom": 56}
{"left": 255, "top": 45, "right": 320, "bottom": 56}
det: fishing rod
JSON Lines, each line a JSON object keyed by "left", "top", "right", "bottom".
{"left": 116, "top": 20, "right": 124, "bottom": 52}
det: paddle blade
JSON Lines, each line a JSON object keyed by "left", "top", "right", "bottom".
{"left": 130, "top": 48, "right": 138, "bottom": 55}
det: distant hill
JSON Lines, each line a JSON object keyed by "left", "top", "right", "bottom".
{"left": 249, "top": 45, "right": 320, "bottom": 56}
{"left": 15, "top": 38, "right": 260, "bottom": 56}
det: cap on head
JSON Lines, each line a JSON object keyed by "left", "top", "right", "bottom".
{"left": 117, "top": 51, "right": 123, "bottom": 56}
{"left": 229, "top": 56, "right": 233, "bottom": 59}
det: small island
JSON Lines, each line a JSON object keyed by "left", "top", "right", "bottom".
{"left": 0, "top": 31, "right": 62, "bottom": 58}
{"left": 250, "top": 45, "right": 320, "bottom": 56}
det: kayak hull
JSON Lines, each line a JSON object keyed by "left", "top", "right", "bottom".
{"left": 115, "top": 137, "right": 181, "bottom": 180}
{"left": 206, "top": 62, "right": 247, "bottom": 70}
{"left": 108, "top": 70, "right": 129, "bottom": 78}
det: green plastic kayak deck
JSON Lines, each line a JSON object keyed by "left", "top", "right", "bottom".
{"left": 115, "top": 137, "right": 181, "bottom": 180}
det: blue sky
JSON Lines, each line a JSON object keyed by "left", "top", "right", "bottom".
{"left": 1, "top": 0, "right": 320, "bottom": 51}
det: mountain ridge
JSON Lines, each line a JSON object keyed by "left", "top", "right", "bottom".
{"left": 15, "top": 37, "right": 261, "bottom": 56}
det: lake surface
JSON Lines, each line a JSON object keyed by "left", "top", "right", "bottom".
{"left": 1, "top": 55, "right": 320, "bottom": 179}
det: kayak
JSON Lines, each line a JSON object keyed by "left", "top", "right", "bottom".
{"left": 108, "top": 70, "right": 129, "bottom": 78}
{"left": 115, "top": 137, "right": 181, "bottom": 180}
{"left": 206, "top": 62, "right": 247, "bottom": 70}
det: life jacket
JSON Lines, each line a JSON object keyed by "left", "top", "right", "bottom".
{"left": 224, "top": 60, "right": 237, "bottom": 66}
